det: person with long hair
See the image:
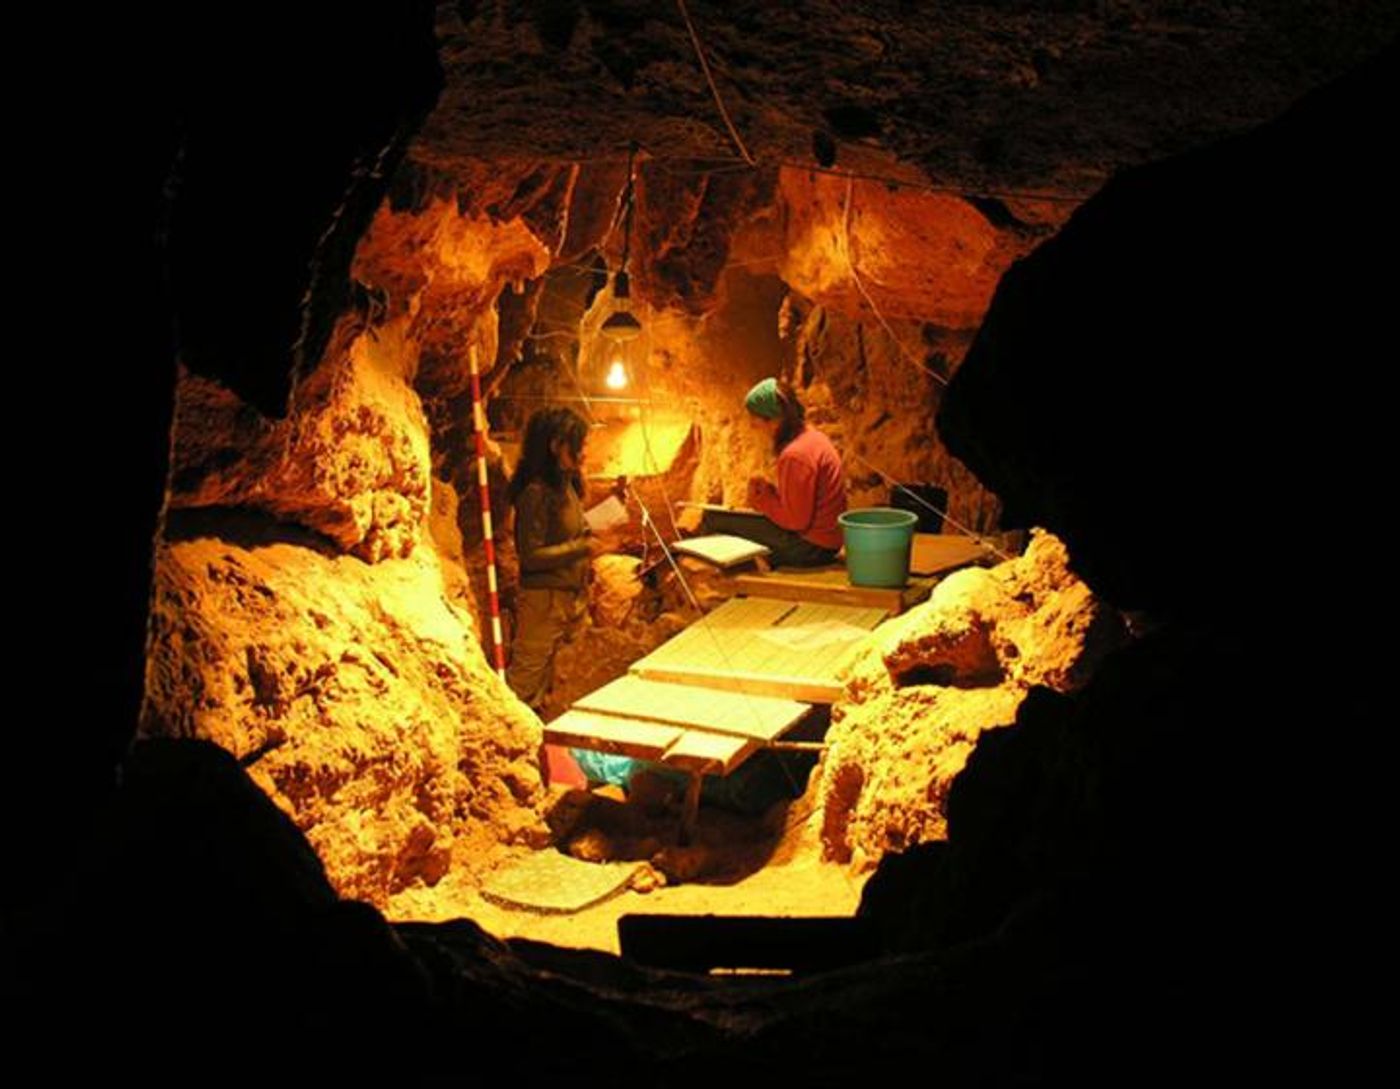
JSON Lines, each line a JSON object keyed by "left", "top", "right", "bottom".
{"left": 505, "top": 406, "right": 596, "bottom": 711}
{"left": 701, "top": 377, "right": 847, "bottom": 566}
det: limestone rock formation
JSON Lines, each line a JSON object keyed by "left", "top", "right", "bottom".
{"left": 170, "top": 319, "right": 432, "bottom": 563}
{"left": 371, "top": 148, "right": 1048, "bottom": 545}
{"left": 142, "top": 524, "right": 550, "bottom": 906}
{"left": 818, "top": 530, "right": 1125, "bottom": 866}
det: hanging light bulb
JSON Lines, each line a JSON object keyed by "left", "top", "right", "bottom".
{"left": 582, "top": 144, "right": 647, "bottom": 401}
{"left": 600, "top": 270, "right": 642, "bottom": 342}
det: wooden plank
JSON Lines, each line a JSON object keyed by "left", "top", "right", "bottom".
{"left": 632, "top": 600, "right": 879, "bottom": 694}
{"left": 733, "top": 568, "right": 896, "bottom": 610}
{"left": 733, "top": 569, "right": 929, "bottom": 612}
{"left": 661, "top": 730, "right": 757, "bottom": 776}
{"left": 631, "top": 663, "right": 845, "bottom": 704}
{"left": 543, "top": 710, "right": 684, "bottom": 761}
{"left": 572, "top": 675, "right": 809, "bottom": 742}
{"left": 629, "top": 596, "right": 882, "bottom": 703}
{"left": 909, "top": 534, "right": 993, "bottom": 577}
{"left": 633, "top": 597, "right": 792, "bottom": 673}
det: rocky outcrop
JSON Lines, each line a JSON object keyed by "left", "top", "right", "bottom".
{"left": 141, "top": 527, "right": 550, "bottom": 906}
{"left": 351, "top": 194, "right": 553, "bottom": 402}
{"left": 777, "top": 168, "right": 1037, "bottom": 329}
{"left": 170, "top": 319, "right": 432, "bottom": 562}
{"left": 818, "top": 530, "right": 1125, "bottom": 866}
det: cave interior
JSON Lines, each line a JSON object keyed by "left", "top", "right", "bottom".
{"left": 11, "top": 1, "right": 1397, "bottom": 1081}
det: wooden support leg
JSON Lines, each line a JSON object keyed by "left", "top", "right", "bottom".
{"left": 679, "top": 772, "right": 702, "bottom": 845}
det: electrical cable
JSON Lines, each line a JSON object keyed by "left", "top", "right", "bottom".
{"left": 841, "top": 174, "right": 949, "bottom": 388}
{"left": 845, "top": 450, "right": 1014, "bottom": 561}
{"left": 676, "top": 0, "right": 757, "bottom": 166}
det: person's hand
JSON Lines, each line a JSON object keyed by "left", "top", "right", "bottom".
{"left": 746, "top": 474, "right": 768, "bottom": 506}
{"left": 588, "top": 526, "right": 627, "bottom": 557}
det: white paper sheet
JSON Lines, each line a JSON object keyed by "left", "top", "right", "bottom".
{"left": 584, "top": 494, "right": 630, "bottom": 532}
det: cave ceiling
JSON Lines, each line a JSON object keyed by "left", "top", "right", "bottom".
{"left": 383, "top": 1, "right": 1397, "bottom": 357}
{"left": 421, "top": 1, "right": 1395, "bottom": 194}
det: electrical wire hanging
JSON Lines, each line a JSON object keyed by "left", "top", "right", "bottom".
{"left": 540, "top": 145, "right": 1095, "bottom": 206}
{"left": 845, "top": 449, "right": 1014, "bottom": 561}
{"left": 676, "top": 0, "right": 756, "bottom": 166}
{"left": 842, "top": 174, "right": 949, "bottom": 388}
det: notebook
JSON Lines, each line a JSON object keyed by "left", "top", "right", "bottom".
{"left": 671, "top": 534, "right": 771, "bottom": 569}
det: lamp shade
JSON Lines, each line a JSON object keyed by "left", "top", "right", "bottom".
{"left": 600, "top": 309, "right": 642, "bottom": 341}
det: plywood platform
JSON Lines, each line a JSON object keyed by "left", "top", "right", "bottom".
{"left": 545, "top": 710, "right": 683, "bottom": 762}
{"left": 629, "top": 597, "right": 886, "bottom": 703}
{"left": 548, "top": 605, "right": 880, "bottom": 836}
{"left": 909, "top": 533, "right": 995, "bottom": 577}
{"left": 573, "top": 674, "right": 809, "bottom": 742}
{"left": 542, "top": 703, "right": 758, "bottom": 777}
{"left": 661, "top": 731, "right": 757, "bottom": 776}
{"left": 733, "top": 566, "right": 937, "bottom": 614}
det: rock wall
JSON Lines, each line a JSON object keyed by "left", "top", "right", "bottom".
{"left": 148, "top": 315, "right": 550, "bottom": 904}
{"left": 818, "top": 530, "right": 1125, "bottom": 867}
{"left": 170, "top": 317, "right": 432, "bottom": 563}
{"left": 476, "top": 160, "right": 1043, "bottom": 537}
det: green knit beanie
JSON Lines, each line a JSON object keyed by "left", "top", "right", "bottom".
{"left": 744, "top": 377, "right": 782, "bottom": 419}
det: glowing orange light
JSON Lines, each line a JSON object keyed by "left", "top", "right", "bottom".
{"left": 605, "top": 359, "right": 628, "bottom": 390}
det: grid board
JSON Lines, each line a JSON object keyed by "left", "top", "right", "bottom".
{"left": 572, "top": 674, "right": 809, "bottom": 742}
{"left": 630, "top": 596, "right": 886, "bottom": 702}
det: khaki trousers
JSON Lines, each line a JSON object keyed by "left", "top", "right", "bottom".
{"left": 506, "top": 587, "right": 588, "bottom": 711}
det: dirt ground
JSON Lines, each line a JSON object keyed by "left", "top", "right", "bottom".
{"left": 388, "top": 796, "right": 868, "bottom": 954}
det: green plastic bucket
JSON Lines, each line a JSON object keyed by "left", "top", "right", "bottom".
{"left": 839, "top": 507, "right": 919, "bottom": 588}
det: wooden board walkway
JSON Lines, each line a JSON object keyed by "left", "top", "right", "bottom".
{"left": 659, "top": 731, "right": 757, "bottom": 776}
{"left": 547, "top": 595, "right": 889, "bottom": 840}
{"left": 543, "top": 710, "right": 759, "bottom": 777}
{"left": 629, "top": 597, "right": 886, "bottom": 703}
{"left": 544, "top": 688, "right": 770, "bottom": 841}
{"left": 572, "top": 674, "right": 809, "bottom": 742}
{"left": 544, "top": 710, "right": 684, "bottom": 762}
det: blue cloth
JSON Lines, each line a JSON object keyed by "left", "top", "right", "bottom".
{"left": 570, "top": 748, "right": 816, "bottom": 817}
{"left": 571, "top": 749, "right": 639, "bottom": 788}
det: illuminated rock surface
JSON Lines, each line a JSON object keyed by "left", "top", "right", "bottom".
{"left": 819, "top": 531, "right": 1124, "bottom": 865}
{"left": 142, "top": 523, "right": 550, "bottom": 905}
{"left": 170, "top": 319, "right": 432, "bottom": 563}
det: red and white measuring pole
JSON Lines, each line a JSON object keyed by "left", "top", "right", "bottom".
{"left": 469, "top": 345, "right": 507, "bottom": 678}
